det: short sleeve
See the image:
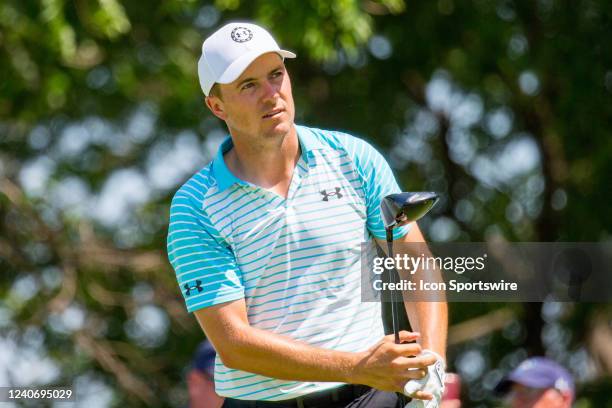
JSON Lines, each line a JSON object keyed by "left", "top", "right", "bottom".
{"left": 339, "top": 134, "right": 411, "bottom": 240}
{"left": 167, "top": 192, "right": 245, "bottom": 312}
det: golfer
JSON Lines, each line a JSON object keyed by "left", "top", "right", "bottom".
{"left": 167, "top": 22, "right": 448, "bottom": 407}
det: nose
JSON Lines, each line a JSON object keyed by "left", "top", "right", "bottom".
{"left": 261, "top": 79, "right": 279, "bottom": 101}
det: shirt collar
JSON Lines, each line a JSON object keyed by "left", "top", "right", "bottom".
{"left": 211, "top": 137, "right": 247, "bottom": 192}
{"left": 212, "top": 124, "right": 324, "bottom": 192}
{"left": 295, "top": 124, "right": 324, "bottom": 166}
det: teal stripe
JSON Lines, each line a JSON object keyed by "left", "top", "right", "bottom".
{"left": 245, "top": 259, "right": 354, "bottom": 297}
{"left": 175, "top": 257, "right": 233, "bottom": 274}
{"left": 250, "top": 261, "right": 344, "bottom": 299}
{"left": 235, "top": 220, "right": 286, "bottom": 253}
{"left": 186, "top": 291, "right": 244, "bottom": 311}
{"left": 299, "top": 174, "right": 353, "bottom": 188}
{"left": 229, "top": 380, "right": 301, "bottom": 400}
{"left": 248, "top": 294, "right": 322, "bottom": 318}
{"left": 233, "top": 207, "right": 359, "bottom": 240}
{"left": 304, "top": 169, "right": 343, "bottom": 179}
{"left": 208, "top": 184, "right": 282, "bottom": 216}
{"left": 264, "top": 247, "right": 348, "bottom": 273}
{"left": 203, "top": 184, "right": 233, "bottom": 200}
{"left": 255, "top": 299, "right": 359, "bottom": 330}
{"left": 234, "top": 203, "right": 355, "bottom": 241}
{"left": 274, "top": 226, "right": 360, "bottom": 247}
{"left": 176, "top": 264, "right": 235, "bottom": 281}
{"left": 293, "top": 201, "right": 359, "bottom": 217}
{"left": 216, "top": 195, "right": 279, "bottom": 230}
{"left": 287, "top": 310, "right": 376, "bottom": 343}
{"left": 279, "top": 212, "right": 360, "bottom": 238}
{"left": 215, "top": 376, "right": 285, "bottom": 392}
{"left": 230, "top": 214, "right": 286, "bottom": 243}
{"left": 214, "top": 195, "right": 280, "bottom": 233}
{"left": 237, "top": 217, "right": 360, "bottom": 265}
{"left": 213, "top": 370, "right": 259, "bottom": 383}
{"left": 238, "top": 231, "right": 354, "bottom": 275}
{"left": 185, "top": 283, "right": 243, "bottom": 301}
{"left": 267, "top": 236, "right": 357, "bottom": 261}
{"left": 290, "top": 190, "right": 363, "bottom": 207}
{"left": 244, "top": 247, "right": 357, "bottom": 284}
{"left": 179, "top": 185, "right": 206, "bottom": 201}
{"left": 207, "top": 190, "right": 253, "bottom": 215}
{"left": 178, "top": 269, "right": 234, "bottom": 286}
{"left": 256, "top": 385, "right": 343, "bottom": 402}
{"left": 247, "top": 274, "right": 347, "bottom": 312}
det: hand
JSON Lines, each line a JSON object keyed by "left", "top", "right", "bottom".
{"left": 351, "top": 331, "right": 438, "bottom": 394}
{"left": 404, "top": 349, "right": 446, "bottom": 407}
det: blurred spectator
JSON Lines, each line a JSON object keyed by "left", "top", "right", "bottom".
{"left": 441, "top": 373, "right": 461, "bottom": 408}
{"left": 495, "top": 357, "right": 574, "bottom": 408}
{"left": 187, "top": 340, "right": 224, "bottom": 408}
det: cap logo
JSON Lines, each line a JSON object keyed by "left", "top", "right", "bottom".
{"left": 231, "top": 27, "right": 253, "bottom": 43}
{"left": 555, "top": 378, "right": 570, "bottom": 391}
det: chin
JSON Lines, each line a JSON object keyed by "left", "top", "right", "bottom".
{"left": 264, "top": 120, "right": 292, "bottom": 137}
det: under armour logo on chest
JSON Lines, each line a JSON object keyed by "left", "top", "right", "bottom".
{"left": 320, "top": 187, "right": 343, "bottom": 201}
{"left": 183, "top": 280, "right": 203, "bottom": 296}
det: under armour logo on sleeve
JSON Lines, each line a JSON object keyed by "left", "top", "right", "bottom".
{"left": 184, "top": 280, "right": 204, "bottom": 296}
{"left": 320, "top": 187, "right": 343, "bottom": 201}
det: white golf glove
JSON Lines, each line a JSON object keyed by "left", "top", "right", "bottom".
{"left": 403, "top": 349, "right": 446, "bottom": 408}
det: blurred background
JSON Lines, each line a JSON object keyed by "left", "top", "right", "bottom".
{"left": 1, "top": 0, "right": 611, "bottom": 406}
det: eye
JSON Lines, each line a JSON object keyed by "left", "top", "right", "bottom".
{"left": 241, "top": 82, "right": 255, "bottom": 91}
{"left": 271, "top": 70, "right": 283, "bottom": 79}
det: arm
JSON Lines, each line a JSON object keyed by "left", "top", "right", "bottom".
{"left": 332, "top": 133, "right": 447, "bottom": 360}
{"left": 194, "top": 298, "right": 436, "bottom": 394}
{"left": 375, "top": 223, "right": 448, "bottom": 361}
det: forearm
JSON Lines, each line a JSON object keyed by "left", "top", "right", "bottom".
{"left": 196, "top": 300, "right": 437, "bottom": 395}
{"left": 383, "top": 225, "right": 448, "bottom": 361}
{"left": 404, "top": 300, "right": 447, "bottom": 361}
{"left": 211, "top": 322, "right": 361, "bottom": 383}
{"left": 399, "top": 249, "right": 448, "bottom": 360}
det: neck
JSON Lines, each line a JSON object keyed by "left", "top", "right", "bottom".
{"left": 225, "top": 125, "right": 300, "bottom": 193}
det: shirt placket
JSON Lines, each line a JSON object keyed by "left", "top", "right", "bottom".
{"left": 285, "top": 156, "right": 309, "bottom": 205}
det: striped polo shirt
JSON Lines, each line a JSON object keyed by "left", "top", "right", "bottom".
{"left": 166, "top": 124, "right": 410, "bottom": 401}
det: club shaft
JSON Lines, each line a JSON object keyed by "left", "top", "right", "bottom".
{"left": 386, "top": 228, "right": 400, "bottom": 344}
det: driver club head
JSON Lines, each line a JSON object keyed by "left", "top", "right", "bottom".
{"left": 381, "top": 192, "right": 439, "bottom": 230}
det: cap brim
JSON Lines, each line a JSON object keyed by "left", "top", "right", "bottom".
{"left": 217, "top": 49, "right": 296, "bottom": 85}
{"left": 494, "top": 372, "right": 554, "bottom": 395}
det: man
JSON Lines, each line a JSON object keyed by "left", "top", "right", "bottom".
{"left": 440, "top": 373, "right": 461, "bottom": 408}
{"left": 167, "top": 21, "right": 448, "bottom": 407}
{"left": 495, "top": 357, "right": 574, "bottom": 408}
{"left": 187, "top": 340, "right": 225, "bottom": 408}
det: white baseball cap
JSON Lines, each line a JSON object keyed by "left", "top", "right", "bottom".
{"left": 198, "top": 22, "right": 296, "bottom": 96}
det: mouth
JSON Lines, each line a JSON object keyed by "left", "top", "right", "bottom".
{"left": 262, "top": 108, "right": 284, "bottom": 119}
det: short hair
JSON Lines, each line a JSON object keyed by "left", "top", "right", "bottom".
{"left": 208, "top": 83, "right": 222, "bottom": 99}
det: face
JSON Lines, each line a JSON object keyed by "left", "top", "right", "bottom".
{"left": 507, "top": 384, "right": 572, "bottom": 408}
{"left": 206, "top": 52, "right": 295, "bottom": 145}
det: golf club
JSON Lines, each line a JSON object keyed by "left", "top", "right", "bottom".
{"left": 380, "top": 192, "right": 439, "bottom": 344}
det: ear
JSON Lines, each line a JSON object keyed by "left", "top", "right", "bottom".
{"left": 205, "top": 96, "right": 227, "bottom": 121}
{"left": 560, "top": 391, "right": 573, "bottom": 405}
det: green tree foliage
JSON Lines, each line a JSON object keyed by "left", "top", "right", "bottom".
{"left": 1, "top": 0, "right": 611, "bottom": 406}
